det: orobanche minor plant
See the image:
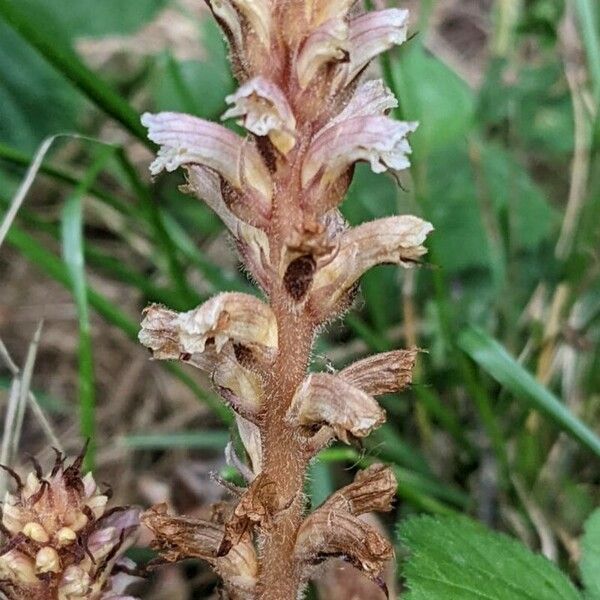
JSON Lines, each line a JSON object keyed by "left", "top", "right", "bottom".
{"left": 138, "top": 1, "right": 432, "bottom": 598}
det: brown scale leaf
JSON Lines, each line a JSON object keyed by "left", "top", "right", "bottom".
{"left": 295, "top": 510, "right": 393, "bottom": 581}
{"left": 142, "top": 504, "right": 258, "bottom": 596}
{"left": 324, "top": 463, "right": 397, "bottom": 515}
{"left": 224, "top": 474, "right": 280, "bottom": 543}
{"left": 339, "top": 348, "right": 418, "bottom": 396}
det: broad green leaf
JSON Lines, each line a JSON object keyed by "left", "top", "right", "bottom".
{"left": 0, "top": 20, "right": 81, "bottom": 151}
{"left": 424, "top": 144, "right": 492, "bottom": 274}
{"left": 392, "top": 43, "right": 475, "bottom": 158}
{"left": 151, "top": 20, "right": 235, "bottom": 120}
{"left": 0, "top": 0, "right": 148, "bottom": 144}
{"left": 478, "top": 141, "right": 558, "bottom": 250}
{"left": 21, "top": 0, "right": 168, "bottom": 37}
{"left": 459, "top": 327, "right": 600, "bottom": 458}
{"left": 478, "top": 59, "right": 574, "bottom": 155}
{"left": 399, "top": 515, "right": 582, "bottom": 600}
{"left": 581, "top": 509, "right": 600, "bottom": 599}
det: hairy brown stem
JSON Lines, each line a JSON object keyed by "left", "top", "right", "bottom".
{"left": 256, "top": 302, "right": 315, "bottom": 599}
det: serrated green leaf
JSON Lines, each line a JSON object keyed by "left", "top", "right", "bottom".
{"left": 581, "top": 509, "right": 600, "bottom": 599}
{"left": 399, "top": 515, "right": 582, "bottom": 600}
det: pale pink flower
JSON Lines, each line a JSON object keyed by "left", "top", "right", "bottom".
{"left": 348, "top": 8, "right": 409, "bottom": 81}
{"left": 222, "top": 77, "right": 296, "bottom": 154}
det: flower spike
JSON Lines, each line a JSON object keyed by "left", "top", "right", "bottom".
{"left": 0, "top": 454, "right": 140, "bottom": 599}
{"left": 140, "top": 2, "right": 429, "bottom": 597}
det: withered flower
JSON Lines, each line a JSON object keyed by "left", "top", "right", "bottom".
{"left": 139, "top": 1, "right": 431, "bottom": 598}
{"left": 0, "top": 451, "right": 140, "bottom": 600}
{"left": 294, "top": 465, "right": 396, "bottom": 585}
{"left": 142, "top": 504, "right": 257, "bottom": 599}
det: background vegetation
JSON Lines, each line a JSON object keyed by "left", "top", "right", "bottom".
{"left": 0, "top": 0, "right": 599, "bottom": 597}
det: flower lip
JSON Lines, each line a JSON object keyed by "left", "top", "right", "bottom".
{"left": 141, "top": 111, "right": 273, "bottom": 213}
{"left": 302, "top": 116, "right": 418, "bottom": 187}
{"left": 347, "top": 8, "right": 409, "bottom": 82}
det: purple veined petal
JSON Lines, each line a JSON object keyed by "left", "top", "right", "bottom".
{"left": 141, "top": 112, "right": 272, "bottom": 214}
{"left": 88, "top": 507, "right": 141, "bottom": 559}
{"left": 302, "top": 116, "right": 418, "bottom": 187}
{"left": 222, "top": 77, "right": 296, "bottom": 154}
{"left": 305, "top": 0, "right": 355, "bottom": 27}
{"left": 347, "top": 8, "right": 409, "bottom": 82}
{"left": 296, "top": 17, "right": 348, "bottom": 89}
{"left": 331, "top": 79, "right": 398, "bottom": 125}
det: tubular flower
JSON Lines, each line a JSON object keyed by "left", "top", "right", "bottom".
{"left": 140, "top": 1, "right": 432, "bottom": 597}
{"left": 295, "top": 18, "right": 348, "bottom": 89}
{"left": 347, "top": 9, "right": 409, "bottom": 82}
{"left": 222, "top": 77, "right": 296, "bottom": 154}
{"left": 302, "top": 117, "right": 418, "bottom": 188}
{"left": 141, "top": 111, "right": 272, "bottom": 225}
{"left": 0, "top": 452, "right": 140, "bottom": 600}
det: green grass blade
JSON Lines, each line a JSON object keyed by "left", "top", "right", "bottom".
{"left": 0, "top": 141, "right": 131, "bottom": 215}
{"left": 61, "top": 148, "right": 113, "bottom": 468}
{"left": 459, "top": 326, "right": 600, "bottom": 458}
{"left": 123, "top": 431, "right": 230, "bottom": 450}
{"left": 12, "top": 322, "right": 43, "bottom": 462}
{"left": 114, "top": 149, "right": 200, "bottom": 306}
{"left": 574, "top": 0, "right": 600, "bottom": 107}
{"left": 0, "top": 0, "right": 148, "bottom": 144}
{"left": 0, "top": 135, "right": 58, "bottom": 248}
